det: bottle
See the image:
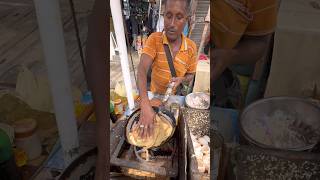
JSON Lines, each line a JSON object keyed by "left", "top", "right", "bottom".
{"left": 0, "top": 129, "right": 22, "bottom": 180}
{"left": 110, "top": 101, "right": 117, "bottom": 123}
{"left": 163, "top": 82, "right": 175, "bottom": 103}
{"left": 13, "top": 119, "right": 42, "bottom": 160}
{"left": 114, "top": 99, "right": 123, "bottom": 115}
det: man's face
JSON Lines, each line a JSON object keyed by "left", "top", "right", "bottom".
{"left": 164, "top": 0, "right": 187, "bottom": 42}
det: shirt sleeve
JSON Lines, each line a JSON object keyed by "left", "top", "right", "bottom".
{"left": 187, "top": 42, "right": 198, "bottom": 73}
{"left": 142, "top": 33, "right": 157, "bottom": 59}
{"left": 245, "top": 0, "right": 279, "bottom": 36}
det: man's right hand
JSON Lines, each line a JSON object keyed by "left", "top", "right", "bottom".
{"left": 136, "top": 103, "right": 156, "bottom": 139}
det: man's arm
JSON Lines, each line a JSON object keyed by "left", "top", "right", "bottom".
{"left": 229, "top": 34, "right": 272, "bottom": 65}
{"left": 171, "top": 73, "right": 194, "bottom": 90}
{"left": 137, "top": 54, "right": 153, "bottom": 106}
{"left": 136, "top": 54, "right": 156, "bottom": 138}
{"left": 212, "top": 34, "right": 272, "bottom": 81}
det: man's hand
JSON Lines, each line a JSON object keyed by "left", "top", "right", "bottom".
{"left": 212, "top": 35, "right": 272, "bottom": 82}
{"left": 212, "top": 49, "right": 235, "bottom": 82}
{"left": 170, "top": 77, "right": 185, "bottom": 91}
{"left": 136, "top": 52, "right": 155, "bottom": 139}
{"left": 136, "top": 103, "right": 156, "bottom": 139}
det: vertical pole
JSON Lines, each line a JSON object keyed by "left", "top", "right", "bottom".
{"left": 110, "top": 0, "right": 135, "bottom": 111}
{"left": 197, "top": 7, "right": 210, "bottom": 59}
{"left": 33, "top": 0, "right": 79, "bottom": 166}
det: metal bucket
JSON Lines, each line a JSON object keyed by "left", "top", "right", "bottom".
{"left": 240, "top": 97, "right": 320, "bottom": 151}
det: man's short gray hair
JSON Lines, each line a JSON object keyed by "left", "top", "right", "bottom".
{"left": 163, "top": 0, "right": 191, "bottom": 16}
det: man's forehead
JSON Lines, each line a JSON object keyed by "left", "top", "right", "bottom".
{"left": 164, "top": 0, "right": 188, "bottom": 12}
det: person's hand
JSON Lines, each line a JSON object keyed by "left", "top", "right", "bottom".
{"left": 135, "top": 103, "right": 156, "bottom": 139}
{"left": 170, "top": 77, "right": 185, "bottom": 91}
{"left": 212, "top": 49, "right": 235, "bottom": 82}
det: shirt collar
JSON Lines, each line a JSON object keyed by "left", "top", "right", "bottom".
{"left": 162, "top": 32, "right": 188, "bottom": 51}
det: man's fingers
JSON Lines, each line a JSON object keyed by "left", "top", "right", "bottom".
{"left": 142, "top": 127, "right": 148, "bottom": 139}
{"left": 138, "top": 128, "right": 142, "bottom": 137}
{"left": 171, "top": 77, "right": 177, "bottom": 81}
{"left": 148, "top": 125, "right": 153, "bottom": 138}
{"left": 145, "top": 126, "right": 150, "bottom": 139}
{"left": 138, "top": 124, "right": 144, "bottom": 137}
{"left": 132, "top": 122, "right": 138, "bottom": 132}
{"left": 170, "top": 77, "right": 179, "bottom": 83}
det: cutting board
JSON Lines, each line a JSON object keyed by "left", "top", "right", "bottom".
{"left": 265, "top": 0, "right": 320, "bottom": 98}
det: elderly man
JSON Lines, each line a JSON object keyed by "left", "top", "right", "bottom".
{"left": 212, "top": 0, "right": 278, "bottom": 107}
{"left": 137, "top": 0, "right": 198, "bottom": 138}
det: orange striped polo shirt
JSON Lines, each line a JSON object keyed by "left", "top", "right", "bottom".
{"left": 213, "top": 0, "right": 278, "bottom": 48}
{"left": 142, "top": 32, "right": 198, "bottom": 94}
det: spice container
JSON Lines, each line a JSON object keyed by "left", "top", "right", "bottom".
{"left": 13, "top": 118, "right": 42, "bottom": 160}
{"left": 170, "top": 103, "right": 180, "bottom": 125}
{"left": 114, "top": 99, "right": 123, "bottom": 115}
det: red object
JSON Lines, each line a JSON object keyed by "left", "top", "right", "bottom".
{"left": 199, "top": 54, "right": 208, "bottom": 61}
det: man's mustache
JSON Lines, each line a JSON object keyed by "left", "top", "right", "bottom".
{"left": 166, "top": 27, "right": 177, "bottom": 32}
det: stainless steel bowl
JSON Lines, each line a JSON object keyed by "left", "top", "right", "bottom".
{"left": 185, "top": 92, "right": 210, "bottom": 110}
{"left": 240, "top": 97, "right": 320, "bottom": 151}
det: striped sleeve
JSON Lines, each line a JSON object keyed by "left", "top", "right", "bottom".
{"left": 245, "top": 0, "right": 278, "bottom": 36}
{"left": 142, "top": 33, "right": 157, "bottom": 60}
{"left": 187, "top": 42, "right": 198, "bottom": 73}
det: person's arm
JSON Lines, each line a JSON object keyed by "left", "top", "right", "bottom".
{"left": 184, "top": 73, "right": 194, "bottom": 82}
{"left": 170, "top": 73, "right": 194, "bottom": 90}
{"left": 212, "top": 34, "right": 272, "bottom": 81}
{"left": 136, "top": 54, "right": 156, "bottom": 139}
{"left": 137, "top": 54, "right": 153, "bottom": 107}
{"left": 229, "top": 34, "right": 271, "bottom": 65}
{"left": 85, "top": 0, "right": 108, "bottom": 179}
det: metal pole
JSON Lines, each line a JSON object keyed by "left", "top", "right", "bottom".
{"left": 33, "top": 0, "right": 79, "bottom": 166}
{"left": 197, "top": 7, "right": 210, "bottom": 59}
{"left": 110, "top": 0, "right": 135, "bottom": 111}
{"left": 158, "top": 0, "right": 162, "bottom": 31}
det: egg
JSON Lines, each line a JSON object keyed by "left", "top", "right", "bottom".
{"left": 198, "top": 137, "right": 208, "bottom": 146}
{"left": 203, "top": 135, "right": 210, "bottom": 143}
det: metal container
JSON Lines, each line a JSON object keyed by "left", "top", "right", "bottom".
{"left": 125, "top": 106, "right": 176, "bottom": 149}
{"left": 212, "top": 131, "right": 224, "bottom": 180}
{"left": 184, "top": 108, "right": 211, "bottom": 179}
{"left": 13, "top": 118, "right": 42, "bottom": 160}
{"left": 240, "top": 97, "right": 320, "bottom": 151}
{"left": 233, "top": 145, "right": 320, "bottom": 179}
{"left": 185, "top": 92, "right": 210, "bottom": 110}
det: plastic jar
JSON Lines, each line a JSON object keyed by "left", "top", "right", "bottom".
{"left": 114, "top": 99, "right": 123, "bottom": 115}
{"left": 13, "top": 119, "right": 42, "bottom": 160}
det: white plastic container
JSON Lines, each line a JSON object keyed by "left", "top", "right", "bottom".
{"left": 13, "top": 119, "right": 42, "bottom": 160}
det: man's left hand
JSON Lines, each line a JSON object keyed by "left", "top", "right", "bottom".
{"left": 170, "top": 77, "right": 185, "bottom": 91}
{"left": 212, "top": 49, "right": 235, "bottom": 82}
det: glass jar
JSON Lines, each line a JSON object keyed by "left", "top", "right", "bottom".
{"left": 114, "top": 99, "right": 123, "bottom": 115}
